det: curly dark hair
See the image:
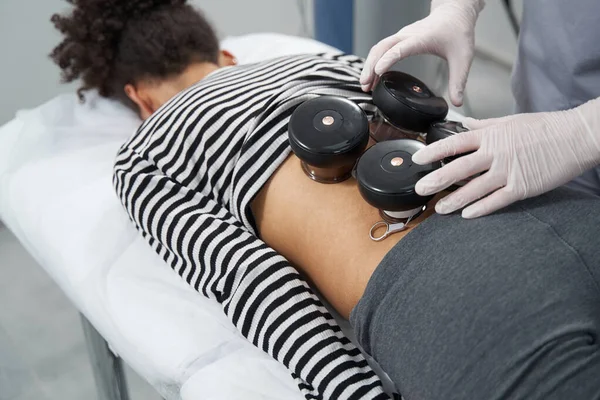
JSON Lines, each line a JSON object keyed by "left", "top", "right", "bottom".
{"left": 50, "top": 0, "right": 220, "bottom": 109}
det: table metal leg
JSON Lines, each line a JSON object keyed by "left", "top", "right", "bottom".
{"left": 80, "top": 314, "right": 130, "bottom": 400}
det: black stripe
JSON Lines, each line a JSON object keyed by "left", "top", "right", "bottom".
{"left": 323, "top": 366, "right": 379, "bottom": 399}
{"left": 207, "top": 233, "right": 256, "bottom": 301}
{"left": 234, "top": 131, "right": 292, "bottom": 217}
{"left": 347, "top": 380, "right": 389, "bottom": 400}
{"left": 240, "top": 271, "right": 300, "bottom": 338}
{"left": 113, "top": 148, "right": 135, "bottom": 168}
{"left": 307, "top": 349, "right": 365, "bottom": 387}
{"left": 294, "top": 335, "right": 357, "bottom": 378}
{"left": 166, "top": 196, "right": 211, "bottom": 281}
{"left": 121, "top": 158, "right": 152, "bottom": 207}
{"left": 253, "top": 284, "right": 312, "bottom": 346}
{"left": 283, "top": 322, "right": 343, "bottom": 368}
{"left": 138, "top": 175, "right": 171, "bottom": 236}
{"left": 197, "top": 220, "right": 241, "bottom": 295}
{"left": 261, "top": 297, "right": 339, "bottom": 355}
{"left": 229, "top": 258, "right": 289, "bottom": 326}
{"left": 154, "top": 185, "right": 195, "bottom": 277}
{"left": 221, "top": 242, "right": 272, "bottom": 314}
{"left": 272, "top": 310, "right": 335, "bottom": 361}
{"left": 128, "top": 172, "right": 156, "bottom": 227}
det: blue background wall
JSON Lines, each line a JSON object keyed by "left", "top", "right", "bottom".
{"left": 313, "top": 0, "right": 354, "bottom": 53}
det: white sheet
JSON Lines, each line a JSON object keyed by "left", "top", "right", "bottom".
{"left": 0, "top": 33, "right": 463, "bottom": 399}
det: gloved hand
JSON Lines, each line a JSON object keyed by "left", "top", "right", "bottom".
{"left": 359, "top": 0, "right": 485, "bottom": 106}
{"left": 413, "top": 97, "right": 600, "bottom": 218}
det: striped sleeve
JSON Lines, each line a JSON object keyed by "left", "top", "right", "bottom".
{"left": 113, "top": 147, "right": 391, "bottom": 400}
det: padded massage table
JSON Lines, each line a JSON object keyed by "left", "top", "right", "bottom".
{"left": 0, "top": 33, "right": 463, "bottom": 400}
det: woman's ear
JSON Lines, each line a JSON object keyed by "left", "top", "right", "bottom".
{"left": 124, "top": 84, "right": 154, "bottom": 120}
{"left": 218, "top": 50, "right": 238, "bottom": 67}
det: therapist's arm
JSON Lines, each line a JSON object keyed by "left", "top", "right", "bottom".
{"left": 360, "top": 0, "right": 485, "bottom": 106}
{"left": 412, "top": 97, "right": 600, "bottom": 218}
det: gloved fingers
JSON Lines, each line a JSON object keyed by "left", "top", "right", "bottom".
{"left": 461, "top": 186, "right": 520, "bottom": 218}
{"left": 446, "top": 48, "right": 474, "bottom": 107}
{"left": 367, "top": 75, "right": 381, "bottom": 93}
{"left": 361, "top": 35, "right": 402, "bottom": 90}
{"left": 362, "top": 74, "right": 382, "bottom": 93}
{"left": 415, "top": 152, "right": 489, "bottom": 196}
{"left": 374, "top": 37, "right": 425, "bottom": 76}
{"left": 413, "top": 130, "right": 481, "bottom": 165}
{"left": 463, "top": 114, "right": 520, "bottom": 130}
{"left": 434, "top": 172, "right": 504, "bottom": 214}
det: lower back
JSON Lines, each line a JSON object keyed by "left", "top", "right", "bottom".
{"left": 252, "top": 153, "right": 438, "bottom": 318}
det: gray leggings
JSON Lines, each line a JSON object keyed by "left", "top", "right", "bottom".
{"left": 350, "top": 187, "right": 600, "bottom": 400}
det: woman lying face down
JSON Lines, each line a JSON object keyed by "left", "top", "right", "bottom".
{"left": 52, "top": 1, "right": 600, "bottom": 400}
{"left": 51, "top": 0, "right": 432, "bottom": 318}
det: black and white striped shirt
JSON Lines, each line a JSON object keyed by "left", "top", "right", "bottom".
{"left": 113, "top": 53, "right": 390, "bottom": 400}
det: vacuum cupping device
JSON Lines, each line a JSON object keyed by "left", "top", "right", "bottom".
{"left": 288, "top": 71, "right": 470, "bottom": 240}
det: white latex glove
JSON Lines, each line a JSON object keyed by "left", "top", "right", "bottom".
{"left": 359, "top": 0, "right": 485, "bottom": 106}
{"left": 412, "top": 98, "right": 600, "bottom": 218}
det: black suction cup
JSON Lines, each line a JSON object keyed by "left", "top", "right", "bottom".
{"left": 426, "top": 120, "right": 469, "bottom": 144}
{"left": 427, "top": 120, "right": 470, "bottom": 163}
{"left": 373, "top": 71, "right": 448, "bottom": 133}
{"left": 355, "top": 139, "right": 441, "bottom": 212}
{"left": 289, "top": 96, "right": 369, "bottom": 183}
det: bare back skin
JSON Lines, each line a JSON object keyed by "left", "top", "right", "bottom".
{"left": 252, "top": 153, "right": 442, "bottom": 318}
